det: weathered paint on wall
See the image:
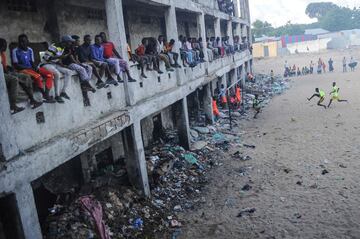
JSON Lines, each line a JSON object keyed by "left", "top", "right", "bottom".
{"left": 252, "top": 41, "right": 279, "bottom": 58}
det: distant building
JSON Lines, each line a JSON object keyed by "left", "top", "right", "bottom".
{"left": 305, "top": 28, "right": 329, "bottom": 36}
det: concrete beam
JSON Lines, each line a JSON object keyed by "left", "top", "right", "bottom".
{"left": 214, "top": 17, "right": 221, "bottom": 42}
{"left": 105, "top": 0, "right": 133, "bottom": 106}
{"left": 80, "top": 151, "right": 92, "bottom": 184}
{"left": 0, "top": 66, "right": 19, "bottom": 160}
{"left": 15, "top": 184, "right": 42, "bottom": 239}
{"left": 165, "top": 3, "right": 179, "bottom": 53}
{"left": 175, "top": 98, "right": 191, "bottom": 150}
{"left": 227, "top": 20, "right": 234, "bottom": 45}
{"left": 122, "top": 122, "right": 150, "bottom": 197}
{"left": 203, "top": 84, "right": 214, "bottom": 124}
{"left": 197, "top": 12, "right": 208, "bottom": 61}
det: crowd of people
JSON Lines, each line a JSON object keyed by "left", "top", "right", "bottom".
{"left": 1, "top": 32, "right": 250, "bottom": 114}
{"left": 283, "top": 56, "right": 358, "bottom": 78}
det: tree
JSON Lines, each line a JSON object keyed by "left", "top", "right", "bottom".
{"left": 319, "top": 7, "right": 360, "bottom": 31}
{"left": 252, "top": 19, "right": 274, "bottom": 38}
{"left": 305, "top": 2, "right": 339, "bottom": 20}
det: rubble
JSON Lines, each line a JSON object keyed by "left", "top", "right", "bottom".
{"left": 41, "top": 72, "right": 290, "bottom": 239}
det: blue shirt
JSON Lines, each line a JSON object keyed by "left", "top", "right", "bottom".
{"left": 91, "top": 44, "right": 105, "bottom": 62}
{"left": 12, "top": 47, "right": 34, "bottom": 69}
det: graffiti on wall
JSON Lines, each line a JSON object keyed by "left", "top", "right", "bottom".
{"left": 70, "top": 112, "right": 130, "bottom": 152}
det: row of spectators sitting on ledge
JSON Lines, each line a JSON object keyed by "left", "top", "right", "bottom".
{"left": 1, "top": 32, "right": 250, "bottom": 114}
{"left": 1, "top": 33, "right": 137, "bottom": 114}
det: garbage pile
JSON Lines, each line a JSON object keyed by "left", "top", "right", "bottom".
{"left": 243, "top": 74, "right": 290, "bottom": 109}
{"left": 43, "top": 127, "right": 233, "bottom": 239}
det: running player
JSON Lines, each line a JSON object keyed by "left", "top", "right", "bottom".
{"left": 328, "top": 82, "right": 347, "bottom": 108}
{"left": 307, "top": 88, "right": 327, "bottom": 109}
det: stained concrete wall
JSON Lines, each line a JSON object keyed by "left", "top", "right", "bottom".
{"left": 124, "top": 8, "right": 166, "bottom": 49}
{"left": 57, "top": 2, "right": 108, "bottom": 39}
{"left": 177, "top": 13, "right": 199, "bottom": 38}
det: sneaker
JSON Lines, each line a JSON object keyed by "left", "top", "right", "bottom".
{"left": 31, "top": 100, "right": 43, "bottom": 109}
{"left": 44, "top": 97, "right": 56, "bottom": 104}
{"left": 157, "top": 70, "right": 164, "bottom": 74}
{"left": 117, "top": 75, "right": 123, "bottom": 83}
{"left": 11, "top": 106, "right": 25, "bottom": 114}
{"left": 106, "top": 78, "right": 119, "bottom": 86}
{"left": 55, "top": 96, "right": 65, "bottom": 103}
{"left": 166, "top": 68, "right": 174, "bottom": 72}
{"left": 96, "top": 81, "right": 106, "bottom": 89}
{"left": 141, "top": 73, "right": 147, "bottom": 78}
{"left": 128, "top": 78, "right": 137, "bottom": 82}
{"left": 60, "top": 92, "right": 70, "bottom": 100}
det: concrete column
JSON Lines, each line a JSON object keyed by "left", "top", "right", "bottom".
{"left": 111, "top": 132, "right": 125, "bottom": 163}
{"left": 165, "top": 3, "right": 179, "bottom": 53}
{"left": 122, "top": 122, "right": 150, "bottom": 197}
{"left": 0, "top": 65, "right": 19, "bottom": 160}
{"left": 214, "top": 17, "right": 221, "bottom": 43}
{"left": 175, "top": 98, "right": 191, "bottom": 150}
{"left": 197, "top": 12, "right": 208, "bottom": 61}
{"left": 227, "top": 20, "right": 234, "bottom": 45}
{"left": 203, "top": 84, "right": 214, "bottom": 124}
{"left": 15, "top": 184, "right": 42, "bottom": 239}
{"left": 234, "top": 0, "right": 240, "bottom": 17}
{"left": 105, "top": 0, "right": 133, "bottom": 106}
{"left": 80, "top": 151, "right": 92, "bottom": 184}
{"left": 235, "top": 23, "right": 241, "bottom": 37}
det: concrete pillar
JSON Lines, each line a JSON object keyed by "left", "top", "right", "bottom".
{"left": 0, "top": 65, "right": 19, "bottom": 160}
{"left": 122, "top": 122, "right": 150, "bottom": 197}
{"left": 165, "top": 3, "right": 179, "bottom": 53}
{"left": 227, "top": 20, "right": 234, "bottom": 45}
{"left": 175, "top": 98, "right": 191, "bottom": 150}
{"left": 197, "top": 12, "right": 208, "bottom": 61}
{"left": 235, "top": 23, "right": 241, "bottom": 38}
{"left": 80, "top": 151, "right": 91, "bottom": 184}
{"left": 214, "top": 17, "right": 221, "bottom": 43}
{"left": 105, "top": 0, "right": 133, "bottom": 106}
{"left": 111, "top": 133, "right": 125, "bottom": 163}
{"left": 15, "top": 184, "right": 42, "bottom": 239}
{"left": 234, "top": 0, "right": 240, "bottom": 17}
{"left": 203, "top": 84, "right": 214, "bottom": 124}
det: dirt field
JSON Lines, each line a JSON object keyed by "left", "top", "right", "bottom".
{"left": 178, "top": 49, "right": 360, "bottom": 239}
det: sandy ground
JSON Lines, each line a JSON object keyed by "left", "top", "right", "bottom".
{"left": 178, "top": 49, "right": 360, "bottom": 239}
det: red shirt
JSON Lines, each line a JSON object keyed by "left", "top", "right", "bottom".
{"left": 135, "top": 44, "right": 145, "bottom": 56}
{"left": 1, "top": 52, "right": 7, "bottom": 71}
{"left": 102, "top": 41, "right": 115, "bottom": 58}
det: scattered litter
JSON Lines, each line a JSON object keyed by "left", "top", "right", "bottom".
{"left": 132, "top": 218, "right": 144, "bottom": 230}
{"left": 339, "top": 164, "right": 347, "bottom": 168}
{"left": 237, "top": 208, "right": 256, "bottom": 217}
{"left": 243, "top": 144, "right": 256, "bottom": 149}
{"left": 322, "top": 169, "right": 329, "bottom": 175}
{"left": 296, "top": 181, "right": 303, "bottom": 186}
{"left": 241, "top": 184, "right": 252, "bottom": 191}
{"left": 283, "top": 168, "right": 291, "bottom": 174}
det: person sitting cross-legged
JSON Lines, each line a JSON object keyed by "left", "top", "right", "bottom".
{"left": 40, "top": 35, "right": 75, "bottom": 103}
{"left": 75, "top": 35, "right": 107, "bottom": 89}
{"left": 61, "top": 35, "right": 96, "bottom": 93}
{"left": 90, "top": 35, "right": 118, "bottom": 86}
{"left": 1, "top": 38, "right": 42, "bottom": 113}
{"left": 99, "top": 32, "right": 136, "bottom": 83}
{"left": 164, "top": 39, "right": 181, "bottom": 68}
{"left": 12, "top": 34, "right": 55, "bottom": 103}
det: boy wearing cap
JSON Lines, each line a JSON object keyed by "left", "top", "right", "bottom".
{"left": 40, "top": 35, "right": 74, "bottom": 103}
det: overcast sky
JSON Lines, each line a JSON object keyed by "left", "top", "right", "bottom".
{"left": 249, "top": 0, "right": 360, "bottom": 27}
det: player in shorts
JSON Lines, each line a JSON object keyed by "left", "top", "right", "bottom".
{"left": 328, "top": 82, "right": 347, "bottom": 108}
{"left": 307, "top": 88, "right": 327, "bottom": 109}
